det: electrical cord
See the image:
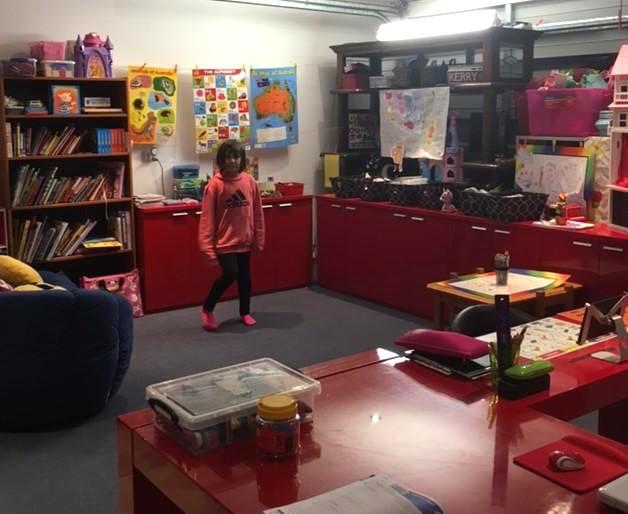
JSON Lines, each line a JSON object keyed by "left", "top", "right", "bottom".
{"left": 152, "top": 156, "right": 166, "bottom": 197}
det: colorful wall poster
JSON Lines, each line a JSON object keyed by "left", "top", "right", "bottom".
{"left": 379, "top": 87, "right": 450, "bottom": 160}
{"left": 128, "top": 66, "right": 177, "bottom": 145}
{"left": 192, "top": 69, "right": 251, "bottom": 154}
{"left": 250, "top": 66, "right": 298, "bottom": 149}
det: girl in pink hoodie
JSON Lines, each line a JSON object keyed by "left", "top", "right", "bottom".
{"left": 198, "top": 142, "right": 265, "bottom": 331}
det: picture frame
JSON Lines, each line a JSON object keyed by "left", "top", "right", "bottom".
{"left": 51, "top": 85, "right": 81, "bottom": 115}
{"left": 348, "top": 110, "right": 378, "bottom": 150}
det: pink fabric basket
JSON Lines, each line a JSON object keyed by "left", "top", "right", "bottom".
{"left": 30, "top": 41, "right": 66, "bottom": 61}
{"left": 526, "top": 88, "right": 612, "bottom": 137}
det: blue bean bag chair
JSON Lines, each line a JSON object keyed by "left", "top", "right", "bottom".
{"left": 0, "top": 271, "right": 133, "bottom": 431}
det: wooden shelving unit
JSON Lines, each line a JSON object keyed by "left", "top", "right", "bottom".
{"left": 0, "top": 75, "right": 135, "bottom": 279}
{"left": 329, "top": 27, "right": 540, "bottom": 174}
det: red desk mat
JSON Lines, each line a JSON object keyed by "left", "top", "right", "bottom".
{"left": 514, "top": 435, "right": 628, "bottom": 493}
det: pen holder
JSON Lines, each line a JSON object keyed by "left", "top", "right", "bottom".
{"left": 495, "top": 268, "right": 508, "bottom": 286}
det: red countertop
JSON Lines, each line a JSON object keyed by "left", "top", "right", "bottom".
{"left": 136, "top": 195, "right": 312, "bottom": 214}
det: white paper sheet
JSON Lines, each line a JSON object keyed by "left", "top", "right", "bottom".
{"left": 515, "top": 148, "right": 588, "bottom": 207}
{"left": 379, "top": 88, "right": 450, "bottom": 160}
{"left": 263, "top": 475, "right": 443, "bottom": 514}
{"left": 449, "top": 273, "right": 555, "bottom": 297}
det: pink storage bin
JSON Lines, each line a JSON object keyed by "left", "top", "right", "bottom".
{"left": 30, "top": 41, "right": 66, "bottom": 60}
{"left": 526, "top": 88, "right": 612, "bottom": 137}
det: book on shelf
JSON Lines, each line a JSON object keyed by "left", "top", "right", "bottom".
{"left": 82, "top": 107, "right": 123, "bottom": 114}
{"left": 107, "top": 210, "right": 132, "bottom": 250}
{"left": 8, "top": 123, "right": 89, "bottom": 157}
{"left": 12, "top": 216, "right": 102, "bottom": 263}
{"left": 10, "top": 162, "right": 126, "bottom": 206}
{"left": 91, "top": 128, "right": 128, "bottom": 154}
{"left": 81, "top": 237, "right": 122, "bottom": 251}
{"left": 5, "top": 122, "right": 13, "bottom": 158}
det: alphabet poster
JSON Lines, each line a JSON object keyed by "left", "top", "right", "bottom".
{"left": 128, "top": 66, "right": 177, "bottom": 145}
{"left": 379, "top": 87, "right": 450, "bottom": 160}
{"left": 192, "top": 69, "right": 251, "bottom": 154}
{"left": 250, "top": 66, "right": 298, "bottom": 149}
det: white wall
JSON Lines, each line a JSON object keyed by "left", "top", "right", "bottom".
{"left": 0, "top": 0, "right": 378, "bottom": 195}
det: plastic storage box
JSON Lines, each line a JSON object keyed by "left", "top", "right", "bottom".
{"left": 39, "top": 60, "right": 75, "bottom": 78}
{"left": 146, "top": 358, "right": 321, "bottom": 455}
{"left": 2, "top": 58, "right": 37, "bottom": 77}
{"left": 526, "top": 88, "right": 612, "bottom": 137}
{"left": 276, "top": 182, "right": 304, "bottom": 196}
{"left": 30, "top": 41, "right": 66, "bottom": 61}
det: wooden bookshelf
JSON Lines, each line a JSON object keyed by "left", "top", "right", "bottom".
{"left": 0, "top": 76, "right": 135, "bottom": 280}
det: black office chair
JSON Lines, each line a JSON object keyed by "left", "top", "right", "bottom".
{"left": 450, "top": 304, "right": 536, "bottom": 338}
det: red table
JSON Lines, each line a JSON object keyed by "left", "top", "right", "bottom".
{"left": 118, "top": 344, "right": 628, "bottom": 514}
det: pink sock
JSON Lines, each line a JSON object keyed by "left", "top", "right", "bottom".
{"left": 201, "top": 309, "right": 218, "bottom": 331}
{"left": 241, "top": 314, "right": 256, "bottom": 327}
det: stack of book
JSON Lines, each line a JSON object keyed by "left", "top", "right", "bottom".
{"left": 13, "top": 216, "right": 99, "bottom": 263}
{"left": 91, "top": 128, "right": 128, "bottom": 153}
{"left": 107, "top": 211, "right": 133, "bottom": 250}
{"left": 11, "top": 162, "right": 125, "bottom": 207}
{"left": 7, "top": 123, "right": 88, "bottom": 157}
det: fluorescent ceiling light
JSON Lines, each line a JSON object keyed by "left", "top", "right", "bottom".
{"left": 376, "top": 9, "right": 500, "bottom": 41}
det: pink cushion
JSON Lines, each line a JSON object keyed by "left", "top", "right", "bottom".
{"left": 395, "top": 329, "right": 489, "bottom": 360}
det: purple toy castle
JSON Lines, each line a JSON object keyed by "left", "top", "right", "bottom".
{"left": 74, "top": 33, "right": 113, "bottom": 78}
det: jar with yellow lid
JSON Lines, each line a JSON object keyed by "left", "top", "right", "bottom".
{"left": 256, "top": 394, "right": 300, "bottom": 459}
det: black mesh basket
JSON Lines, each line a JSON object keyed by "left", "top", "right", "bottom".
{"left": 485, "top": 192, "right": 548, "bottom": 222}
{"left": 390, "top": 183, "right": 422, "bottom": 206}
{"left": 330, "top": 176, "right": 362, "bottom": 198}
{"left": 460, "top": 190, "right": 490, "bottom": 217}
{"left": 358, "top": 178, "right": 391, "bottom": 202}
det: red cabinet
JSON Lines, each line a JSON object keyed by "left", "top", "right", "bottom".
{"left": 449, "top": 220, "right": 495, "bottom": 274}
{"left": 540, "top": 232, "right": 599, "bottom": 292}
{"left": 597, "top": 239, "right": 628, "bottom": 299}
{"left": 492, "top": 224, "right": 542, "bottom": 270}
{"left": 317, "top": 198, "right": 379, "bottom": 299}
{"left": 137, "top": 196, "right": 312, "bottom": 313}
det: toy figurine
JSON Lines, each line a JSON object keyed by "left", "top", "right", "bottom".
{"left": 74, "top": 33, "right": 113, "bottom": 78}
{"left": 440, "top": 187, "right": 457, "bottom": 213}
{"left": 555, "top": 192, "right": 568, "bottom": 225}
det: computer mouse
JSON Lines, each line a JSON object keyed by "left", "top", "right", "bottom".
{"left": 548, "top": 450, "right": 586, "bottom": 471}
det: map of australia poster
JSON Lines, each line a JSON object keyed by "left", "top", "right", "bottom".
{"left": 192, "top": 69, "right": 251, "bottom": 154}
{"left": 250, "top": 66, "right": 298, "bottom": 149}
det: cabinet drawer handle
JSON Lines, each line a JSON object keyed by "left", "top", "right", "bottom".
{"left": 602, "top": 245, "right": 624, "bottom": 253}
{"left": 331, "top": 204, "right": 342, "bottom": 208}
{"left": 471, "top": 225, "right": 488, "bottom": 232}
{"left": 195, "top": 211, "right": 202, "bottom": 215}
{"left": 393, "top": 213, "right": 407, "bottom": 218}
{"left": 411, "top": 216, "right": 424, "bottom": 222}
{"left": 262, "top": 205, "right": 273, "bottom": 209}
{"left": 572, "top": 241, "right": 592, "bottom": 248}
{"left": 171, "top": 212, "right": 189, "bottom": 217}
{"left": 345, "top": 206, "right": 357, "bottom": 211}
{"left": 279, "top": 203, "right": 293, "bottom": 207}
{"left": 494, "top": 229, "right": 511, "bottom": 235}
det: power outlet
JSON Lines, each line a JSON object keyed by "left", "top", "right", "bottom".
{"left": 142, "top": 146, "right": 158, "bottom": 162}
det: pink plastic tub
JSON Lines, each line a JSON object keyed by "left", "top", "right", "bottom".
{"left": 30, "top": 41, "right": 66, "bottom": 61}
{"left": 526, "top": 88, "right": 612, "bottom": 137}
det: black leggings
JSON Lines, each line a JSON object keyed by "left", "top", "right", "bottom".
{"left": 203, "top": 252, "right": 252, "bottom": 315}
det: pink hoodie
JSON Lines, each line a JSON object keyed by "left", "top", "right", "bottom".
{"left": 198, "top": 171, "right": 265, "bottom": 260}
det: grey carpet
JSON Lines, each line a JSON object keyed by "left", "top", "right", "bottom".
{"left": 0, "top": 286, "right": 424, "bottom": 514}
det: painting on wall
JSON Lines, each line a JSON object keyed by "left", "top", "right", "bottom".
{"left": 379, "top": 87, "right": 450, "bottom": 160}
{"left": 128, "top": 66, "right": 177, "bottom": 145}
{"left": 515, "top": 145, "right": 595, "bottom": 211}
{"left": 250, "top": 66, "right": 298, "bottom": 149}
{"left": 193, "top": 69, "right": 251, "bottom": 154}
